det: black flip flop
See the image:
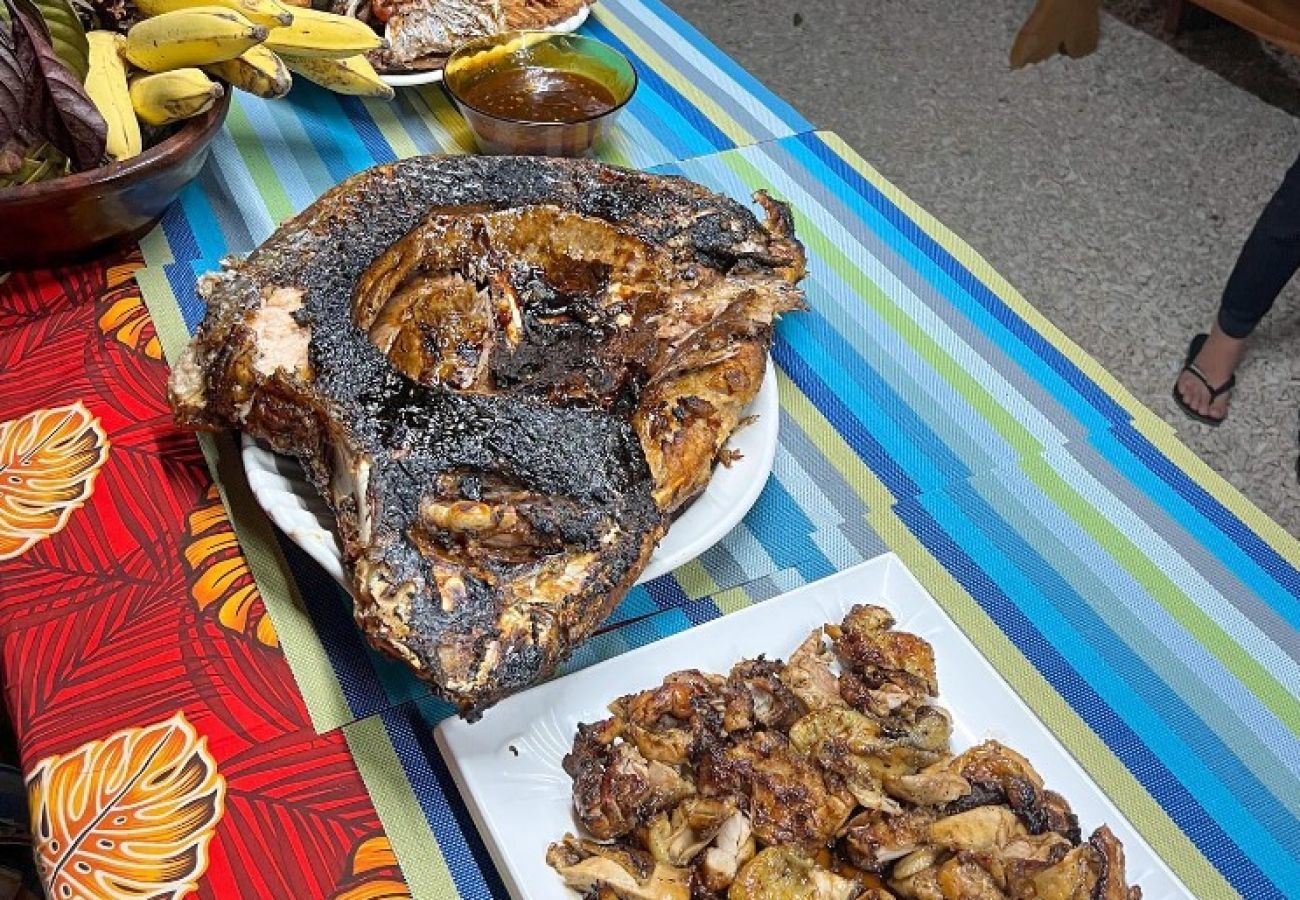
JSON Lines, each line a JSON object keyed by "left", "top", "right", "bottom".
{"left": 1173, "top": 333, "right": 1235, "bottom": 427}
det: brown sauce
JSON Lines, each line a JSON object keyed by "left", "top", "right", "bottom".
{"left": 461, "top": 68, "right": 618, "bottom": 123}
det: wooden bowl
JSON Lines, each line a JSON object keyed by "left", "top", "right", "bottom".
{"left": 0, "top": 90, "right": 231, "bottom": 270}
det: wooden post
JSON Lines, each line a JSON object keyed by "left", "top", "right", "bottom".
{"left": 1164, "top": 0, "right": 1187, "bottom": 35}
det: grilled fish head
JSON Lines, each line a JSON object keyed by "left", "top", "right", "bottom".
{"left": 169, "top": 156, "right": 805, "bottom": 715}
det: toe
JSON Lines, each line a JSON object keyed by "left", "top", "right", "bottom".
{"left": 1176, "top": 373, "right": 1205, "bottom": 411}
{"left": 1209, "top": 395, "right": 1230, "bottom": 421}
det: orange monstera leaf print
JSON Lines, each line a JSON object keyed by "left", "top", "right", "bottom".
{"left": 184, "top": 485, "right": 279, "bottom": 648}
{"left": 27, "top": 712, "right": 226, "bottom": 900}
{"left": 97, "top": 260, "right": 162, "bottom": 361}
{"left": 0, "top": 403, "right": 110, "bottom": 561}
{"left": 334, "top": 836, "right": 411, "bottom": 900}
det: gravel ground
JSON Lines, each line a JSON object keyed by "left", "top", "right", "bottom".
{"left": 668, "top": 0, "right": 1300, "bottom": 536}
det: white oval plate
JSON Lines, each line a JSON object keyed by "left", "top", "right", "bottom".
{"left": 379, "top": 5, "right": 592, "bottom": 89}
{"left": 240, "top": 361, "right": 779, "bottom": 591}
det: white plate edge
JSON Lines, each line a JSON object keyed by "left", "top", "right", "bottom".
{"left": 876, "top": 556, "right": 1190, "bottom": 895}
{"left": 379, "top": 5, "right": 592, "bottom": 88}
{"left": 635, "top": 363, "right": 778, "bottom": 583}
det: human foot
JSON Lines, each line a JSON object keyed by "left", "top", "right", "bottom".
{"left": 1173, "top": 328, "right": 1244, "bottom": 424}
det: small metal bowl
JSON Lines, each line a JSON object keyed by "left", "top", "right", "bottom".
{"left": 443, "top": 31, "right": 637, "bottom": 157}
{"left": 0, "top": 90, "right": 231, "bottom": 270}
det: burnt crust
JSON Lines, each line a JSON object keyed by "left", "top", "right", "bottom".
{"left": 170, "top": 156, "right": 805, "bottom": 715}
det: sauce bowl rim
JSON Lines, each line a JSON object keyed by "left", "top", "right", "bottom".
{"left": 443, "top": 30, "right": 638, "bottom": 127}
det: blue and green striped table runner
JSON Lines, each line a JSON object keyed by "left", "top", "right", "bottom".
{"left": 135, "top": 0, "right": 809, "bottom": 280}
{"left": 328, "top": 134, "right": 1299, "bottom": 900}
{"left": 133, "top": 5, "right": 1300, "bottom": 895}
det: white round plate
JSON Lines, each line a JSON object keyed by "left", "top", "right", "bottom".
{"left": 241, "top": 361, "right": 779, "bottom": 590}
{"left": 379, "top": 5, "right": 592, "bottom": 88}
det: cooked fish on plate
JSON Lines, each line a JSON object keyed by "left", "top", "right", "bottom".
{"left": 323, "top": 0, "right": 590, "bottom": 75}
{"left": 168, "top": 155, "right": 805, "bottom": 715}
{"left": 237, "top": 365, "right": 779, "bottom": 591}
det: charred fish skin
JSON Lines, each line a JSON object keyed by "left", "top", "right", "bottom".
{"left": 170, "top": 156, "right": 805, "bottom": 716}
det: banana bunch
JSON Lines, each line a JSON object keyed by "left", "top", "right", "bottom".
{"left": 80, "top": 0, "right": 394, "bottom": 161}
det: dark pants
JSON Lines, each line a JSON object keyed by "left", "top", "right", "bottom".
{"left": 1217, "top": 151, "right": 1300, "bottom": 339}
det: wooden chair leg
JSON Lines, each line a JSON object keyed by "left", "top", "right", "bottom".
{"left": 1164, "top": 0, "right": 1187, "bottom": 35}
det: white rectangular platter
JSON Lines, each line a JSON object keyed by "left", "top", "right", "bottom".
{"left": 435, "top": 553, "right": 1192, "bottom": 899}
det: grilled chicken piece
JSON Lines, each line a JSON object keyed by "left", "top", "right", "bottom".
{"left": 722, "top": 730, "right": 855, "bottom": 850}
{"left": 932, "top": 854, "right": 1008, "bottom": 900}
{"left": 788, "top": 707, "right": 884, "bottom": 754}
{"left": 563, "top": 719, "right": 695, "bottom": 841}
{"left": 610, "top": 670, "right": 725, "bottom": 765}
{"left": 928, "top": 807, "right": 1026, "bottom": 852}
{"left": 1022, "top": 827, "right": 1141, "bottom": 900}
{"left": 844, "top": 808, "right": 937, "bottom": 872}
{"left": 885, "top": 769, "right": 972, "bottom": 808}
{"left": 787, "top": 706, "right": 947, "bottom": 809}
{"left": 831, "top": 605, "right": 938, "bottom": 712}
{"left": 645, "top": 797, "right": 735, "bottom": 866}
{"left": 170, "top": 157, "right": 804, "bottom": 714}
{"left": 783, "top": 628, "right": 848, "bottom": 711}
{"left": 887, "top": 823, "right": 1136, "bottom": 900}
{"left": 725, "top": 657, "right": 807, "bottom": 732}
{"left": 698, "top": 811, "right": 756, "bottom": 892}
{"left": 786, "top": 708, "right": 902, "bottom": 813}
{"left": 731, "top": 847, "right": 862, "bottom": 900}
{"left": 546, "top": 835, "right": 691, "bottom": 900}
{"left": 550, "top": 607, "right": 1142, "bottom": 899}
{"left": 1001, "top": 833, "right": 1073, "bottom": 865}
{"left": 941, "top": 743, "right": 1080, "bottom": 843}
{"left": 896, "top": 705, "right": 955, "bottom": 754}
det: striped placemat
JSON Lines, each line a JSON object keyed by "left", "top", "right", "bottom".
{"left": 322, "top": 133, "right": 1298, "bottom": 900}
{"left": 130, "top": 9, "right": 1300, "bottom": 891}
{"left": 136, "top": 0, "right": 813, "bottom": 732}
{"left": 135, "top": 0, "right": 809, "bottom": 279}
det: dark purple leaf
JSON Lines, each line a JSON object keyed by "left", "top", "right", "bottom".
{"left": 4, "top": 0, "right": 105, "bottom": 171}
{"left": 0, "top": 27, "right": 31, "bottom": 153}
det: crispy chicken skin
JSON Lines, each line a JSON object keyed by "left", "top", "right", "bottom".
{"left": 549, "top": 605, "right": 1143, "bottom": 899}
{"left": 168, "top": 156, "right": 804, "bottom": 715}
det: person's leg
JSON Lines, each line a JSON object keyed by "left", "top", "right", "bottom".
{"left": 1177, "top": 151, "right": 1300, "bottom": 420}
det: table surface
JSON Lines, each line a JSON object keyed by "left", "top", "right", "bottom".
{"left": 2, "top": 2, "right": 1298, "bottom": 899}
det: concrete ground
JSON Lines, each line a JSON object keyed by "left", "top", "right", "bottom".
{"left": 669, "top": 0, "right": 1300, "bottom": 536}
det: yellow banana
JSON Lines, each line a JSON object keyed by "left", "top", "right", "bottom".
{"left": 133, "top": 0, "right": 293, "bottom": 28}
{"left": 130, "top": 67, "right": 225, "bottom": 125}
{"left": 124, "top": 7, "right": 269, "bottom": 72}
{"left": 85, "top": 31, "right": 142, "bottom": 161}
{"left": 281, "top": 52, "right": 393, "bottom": 99}
{"left": 205, "top": 44, "right": 293, "bottom": 98}
{"left": 264, "top": 7, "right": 384, "bottom": 59}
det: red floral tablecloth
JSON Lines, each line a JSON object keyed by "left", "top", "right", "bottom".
{"left": 0, "top": 251, "right": 409, "bottom": 899}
